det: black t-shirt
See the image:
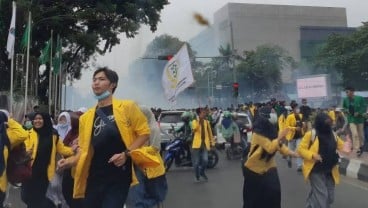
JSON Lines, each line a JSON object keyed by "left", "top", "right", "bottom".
{"left": 300, "top": 105, "right": 311, "bottom": 121}
{"left": 88, "top": 105, "right": 131, "bottom": 185}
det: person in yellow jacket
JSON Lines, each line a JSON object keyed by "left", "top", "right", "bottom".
{"left": 285, "top": 102, "right": 307, "bottom": 171}
{"left": 0, "top": 110, "right": 29, "bottom": 208}
{"left": 192, "top": 107, "right": 215, "bottom": 182}
{"left": 21, "top": 112, "right": 75, "bottom": 208}
{"left": 298, "top": 112, "right": 350, "bottom": 208}
{"left": 243, "top": 106, "right": 298, "bottom": 208}
{"left": 57, "top": 67, "right": 150, "bottom": 208}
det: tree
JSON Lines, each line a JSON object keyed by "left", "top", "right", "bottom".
{"left": 0, "top": 0, "right": 169, "bottom": 95}
{"left": 313, "top": 23, "right": 368, "bottom": 90}
{"left": 236, "top": 44, "right": 296, "bottom": 101}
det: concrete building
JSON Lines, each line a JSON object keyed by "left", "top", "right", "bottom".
{"left": 190, "top": 3, "right": 350, "bottom": 84}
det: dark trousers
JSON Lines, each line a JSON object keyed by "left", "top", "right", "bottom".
{"left": 243, "top": 167, "right": 281, "bottom": 208}
{"left": 62, "top": 170, "right": 83, "bottom": 208}
{"left": 21, "top": 177, "right": 55, "bottom": 208}
{"left": 0, "top": 191, "right": 5, "bottom": 208}
{"left": 84, "top": 181, "right": 130, "bottom": 208}
{"left": 192, "top": 147, "right": 208, "bottom": 178}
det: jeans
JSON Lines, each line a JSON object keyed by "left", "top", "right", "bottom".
{"left": 192, "top": 147, "right": 208, "bottom": 178}
{"left": 288, "top": 138, "right": 302, "bottom": 168}
{"left": 84, "top": 181, "right": 130, "bottom": 208}
{"left": 126, "top": 167, "right": 168, "bottom": 208}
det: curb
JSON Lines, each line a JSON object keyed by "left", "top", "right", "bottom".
{"left": 339, "top": 157, "right": 368, "bottom": 183}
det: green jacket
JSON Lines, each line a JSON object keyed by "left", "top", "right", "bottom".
{"left": 342, "top": 95, "right": 366, "bottom": 124}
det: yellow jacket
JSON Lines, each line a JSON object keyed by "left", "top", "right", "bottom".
{"left": 25, "top": 129, "right": 74, "bottom": 182}
{"left": 297, "top": 131, "right": 344, "bottom": 184}
{"left": 191, "top": 119, "right": 215, "bottom": 150}
{"left": 0, "top": 119, "right": 29, "bottom": 192}
{"left": 73, "top": 99, "right": 151, "bottom": 198}
{"left": 244, "top": 133, "right": 290, "bottom": 174}
{"left": 278, "top": 114, "right": 287, "bottom": 132}
{"left": 328, "top": 110, "right": 336, "bottom": 125}
{"left": 285, "top": 113, "right": 305, "bottom": 141}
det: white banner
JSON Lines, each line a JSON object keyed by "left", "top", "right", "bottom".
{"left": 297, "top": 76, "right": 327, "bottom": 98}
{"left": 162, "top": 44, "right": 194, "bottom": 103}
{"left": 6, "top": 1, "right": 16, "bottom": 59}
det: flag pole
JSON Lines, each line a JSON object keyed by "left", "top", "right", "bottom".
{"left": 10, "top": 52, "right": 14, "bottom": 115}
{"left": 24, "top": 11, "right": 31, "bottom": 115}
{"left": 48, "top": 29, "right": 53, "bottom": 115}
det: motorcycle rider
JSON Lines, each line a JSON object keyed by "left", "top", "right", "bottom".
{"left": 176, "top": 111, "right": 193, "bottom": 162}
{"left": 219, "top": 111, "right": 241, "bottom": 153}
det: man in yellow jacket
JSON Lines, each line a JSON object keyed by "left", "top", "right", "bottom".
{"left": 192, "top": 107, "right": 215, "bottom": 182}
{"left": 58, "top": 67, "right": 150, "bottom": 208}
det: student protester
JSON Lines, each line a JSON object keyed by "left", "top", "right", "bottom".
{"left": 62, "top": 112, "right": 83, "bottom": 208}
{"left": 243, "top": 106, "right": 298, "bottom": 208}
{"left": 0, "top": 110, "right": 29, "bottom": 208}
{"left": 57, "top": 67, "right": 150, "bottom": 208}
{"left": 342, "top": 86, "right": 367, "bottom": 156}
{"left": 298, "top": 112, "right": 351, "bottom": 208}
{"left": 21, "top": 112, "right": 75, "bottom": 208}
{"left": 192, "top": 107, "right": 215, "bottom": 182}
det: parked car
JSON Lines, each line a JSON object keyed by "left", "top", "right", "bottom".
{"left": 158, "top": 110, "right": 186, "bottom": 145}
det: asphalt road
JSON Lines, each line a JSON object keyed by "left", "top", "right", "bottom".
{"left": 5, "top": 152, "right": 368, "bottom": 208}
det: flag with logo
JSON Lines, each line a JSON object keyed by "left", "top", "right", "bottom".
{"left": 162, "top": 44, "right": 194, "bottom": 103}
{"left": 52, "top": 35, "right": 62, "bottom": 74}
{"left": 6, "top": 1, "right": 16, "bottom": 59}
{"left": 39, "top": 39, "right": 51, "bottom": 65}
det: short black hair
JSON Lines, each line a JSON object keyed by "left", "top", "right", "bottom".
{"left": 93, "top": 67, "right": 119, "bottom": 93}
{"left": 196, "top": 107, "right": 204, "bottom": 115}
{"left": 345, "top": 86, "right": 355, "bottom": 91}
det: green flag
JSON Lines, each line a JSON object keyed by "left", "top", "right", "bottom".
{"left": 52, "top": 35, "right": 62, "bottom": 74}
{"left": 39, "top": 39, "right": 51, "bottom": 64}
{"left": 20, "top": 22, "right": 30, "bottom": 52}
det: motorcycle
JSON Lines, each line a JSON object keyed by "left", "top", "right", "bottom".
{"left": 163, "top": 133, "right": 219, "bottom": 172}
{"left": 225, "top": 125, "right": 250, "bottom": 160}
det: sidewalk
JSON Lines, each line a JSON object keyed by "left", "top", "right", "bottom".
{"left": 339, "top": 151, "right": 368, "bottom": 183}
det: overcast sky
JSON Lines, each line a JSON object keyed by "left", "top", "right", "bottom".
{"left": 68, "top": 0, "right": 368, "bottom": 109}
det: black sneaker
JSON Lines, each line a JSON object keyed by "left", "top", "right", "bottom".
{"left": 287, "top": 159, "right": 292, "bottom": 168}
{"left": 201, "top": 174, "right": 208, "bottom": 182}
{"left": 194, "top": 177, "right": 200, "bottom": 183}
{"left": 297, "top": 167, "right": 302, "bottom": 172}
{"left": 357, "top": 150, "right": 363, "bottom": 157}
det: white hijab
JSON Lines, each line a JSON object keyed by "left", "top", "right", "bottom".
{"left": 56, "top": 112, "right": 72, "bottom": 140}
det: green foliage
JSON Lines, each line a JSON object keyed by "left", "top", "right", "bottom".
{"left": 313, "top": 23, "right": 368, "bottom": 90}
{"left": 236, "top": 44, "right": 295, "bottom": 100}
{"left": 0, "top": 0, "right": 169, "bottom": 93}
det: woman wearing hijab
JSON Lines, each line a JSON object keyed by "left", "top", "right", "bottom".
{"left": 298, "top": 113, "right": 350, "bottom": 208}
{"left": 21, "top": 112, "right": 75, "bottom": 208}
{"left": 0, "top": 110, "right": 28, "bottom": 208}
{"left": 62, "top": 111, "right": 83, "bottom": 208}
{"left": 126, "top": 106, "right": 167, "bottom": 208}
{"left": 220, "top": 111, "right": 240, "bottom": 149}
{"left": 243, "top": 106, "right": 298, "bottom": 208}
{"left": 56, "top": 112, "right": 72, "bottom": 140}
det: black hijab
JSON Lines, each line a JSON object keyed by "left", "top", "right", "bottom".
{"left": 0, "top": 112, "right": 10, "bottom": 174}
{"left": 252, "top": 106, "right": 278, "bottom": 162}
{"left": 32, "top": 112, "right": 53, "bottom": 177}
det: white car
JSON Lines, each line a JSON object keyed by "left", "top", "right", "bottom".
{"left": 215, "top": 112, "right": 253, "bottom": 144}
{"left": 158, "top": 110, "right": 185, "bottom": 143}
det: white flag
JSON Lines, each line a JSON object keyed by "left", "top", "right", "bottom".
{"left": 162, "top": 44, "right": 194, "bottom": 103}
{"left": 6, "top": 1, "right": 16, "bottom": 60}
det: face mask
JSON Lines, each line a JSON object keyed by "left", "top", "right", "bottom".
{"left": 295, "top": 109, "right": 300, "bottom": 114}
{"left": 24, "top": 121, "right": 33, "bottom": 129}
{"left": 58, "top": 123, "right": 69, "bottom": 129}
{"left": 93, "top": 90, "right": 111, "bottom": 101}
{"left": 268, "top": 113, "right": 278, "bottom": 124}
